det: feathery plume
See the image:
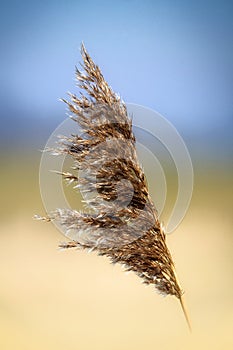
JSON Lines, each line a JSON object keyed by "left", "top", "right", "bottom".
{"left": 36, "top": 44, "right": 190, "bottom": 329}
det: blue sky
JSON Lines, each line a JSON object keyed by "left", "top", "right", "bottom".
{"left": 0, "top": 0, "right": 232, "bottom": 156}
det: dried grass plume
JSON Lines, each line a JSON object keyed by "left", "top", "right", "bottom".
{"left": 36, "top": 44, "right": 191, "bottom": 330}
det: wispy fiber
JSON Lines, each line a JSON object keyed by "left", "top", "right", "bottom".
{"left": 36, "top": 44, "right": 190, "bottom": 329}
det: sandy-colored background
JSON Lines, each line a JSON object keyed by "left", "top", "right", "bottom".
{"left": 0, "top": 155, "right": 232, "bottom": 350}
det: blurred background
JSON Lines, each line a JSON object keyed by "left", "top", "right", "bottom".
{"left": 0, "top": 0, "right": 232, "bottom": 349}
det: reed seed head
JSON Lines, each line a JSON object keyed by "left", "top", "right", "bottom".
{"left": 36, "top": 44, "right": 189, "bottom": 315}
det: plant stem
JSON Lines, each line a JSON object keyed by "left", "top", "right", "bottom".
{"left": 179, "top": 295, "right": 192, "bottom": 332}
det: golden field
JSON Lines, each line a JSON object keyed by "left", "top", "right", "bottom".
{"left": 0, "top": 153, "right": 232, "bottom": 350}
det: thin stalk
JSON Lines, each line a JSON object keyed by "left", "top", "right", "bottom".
{"left": 179, "top": 295, "right": 192, "bottom": 332}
